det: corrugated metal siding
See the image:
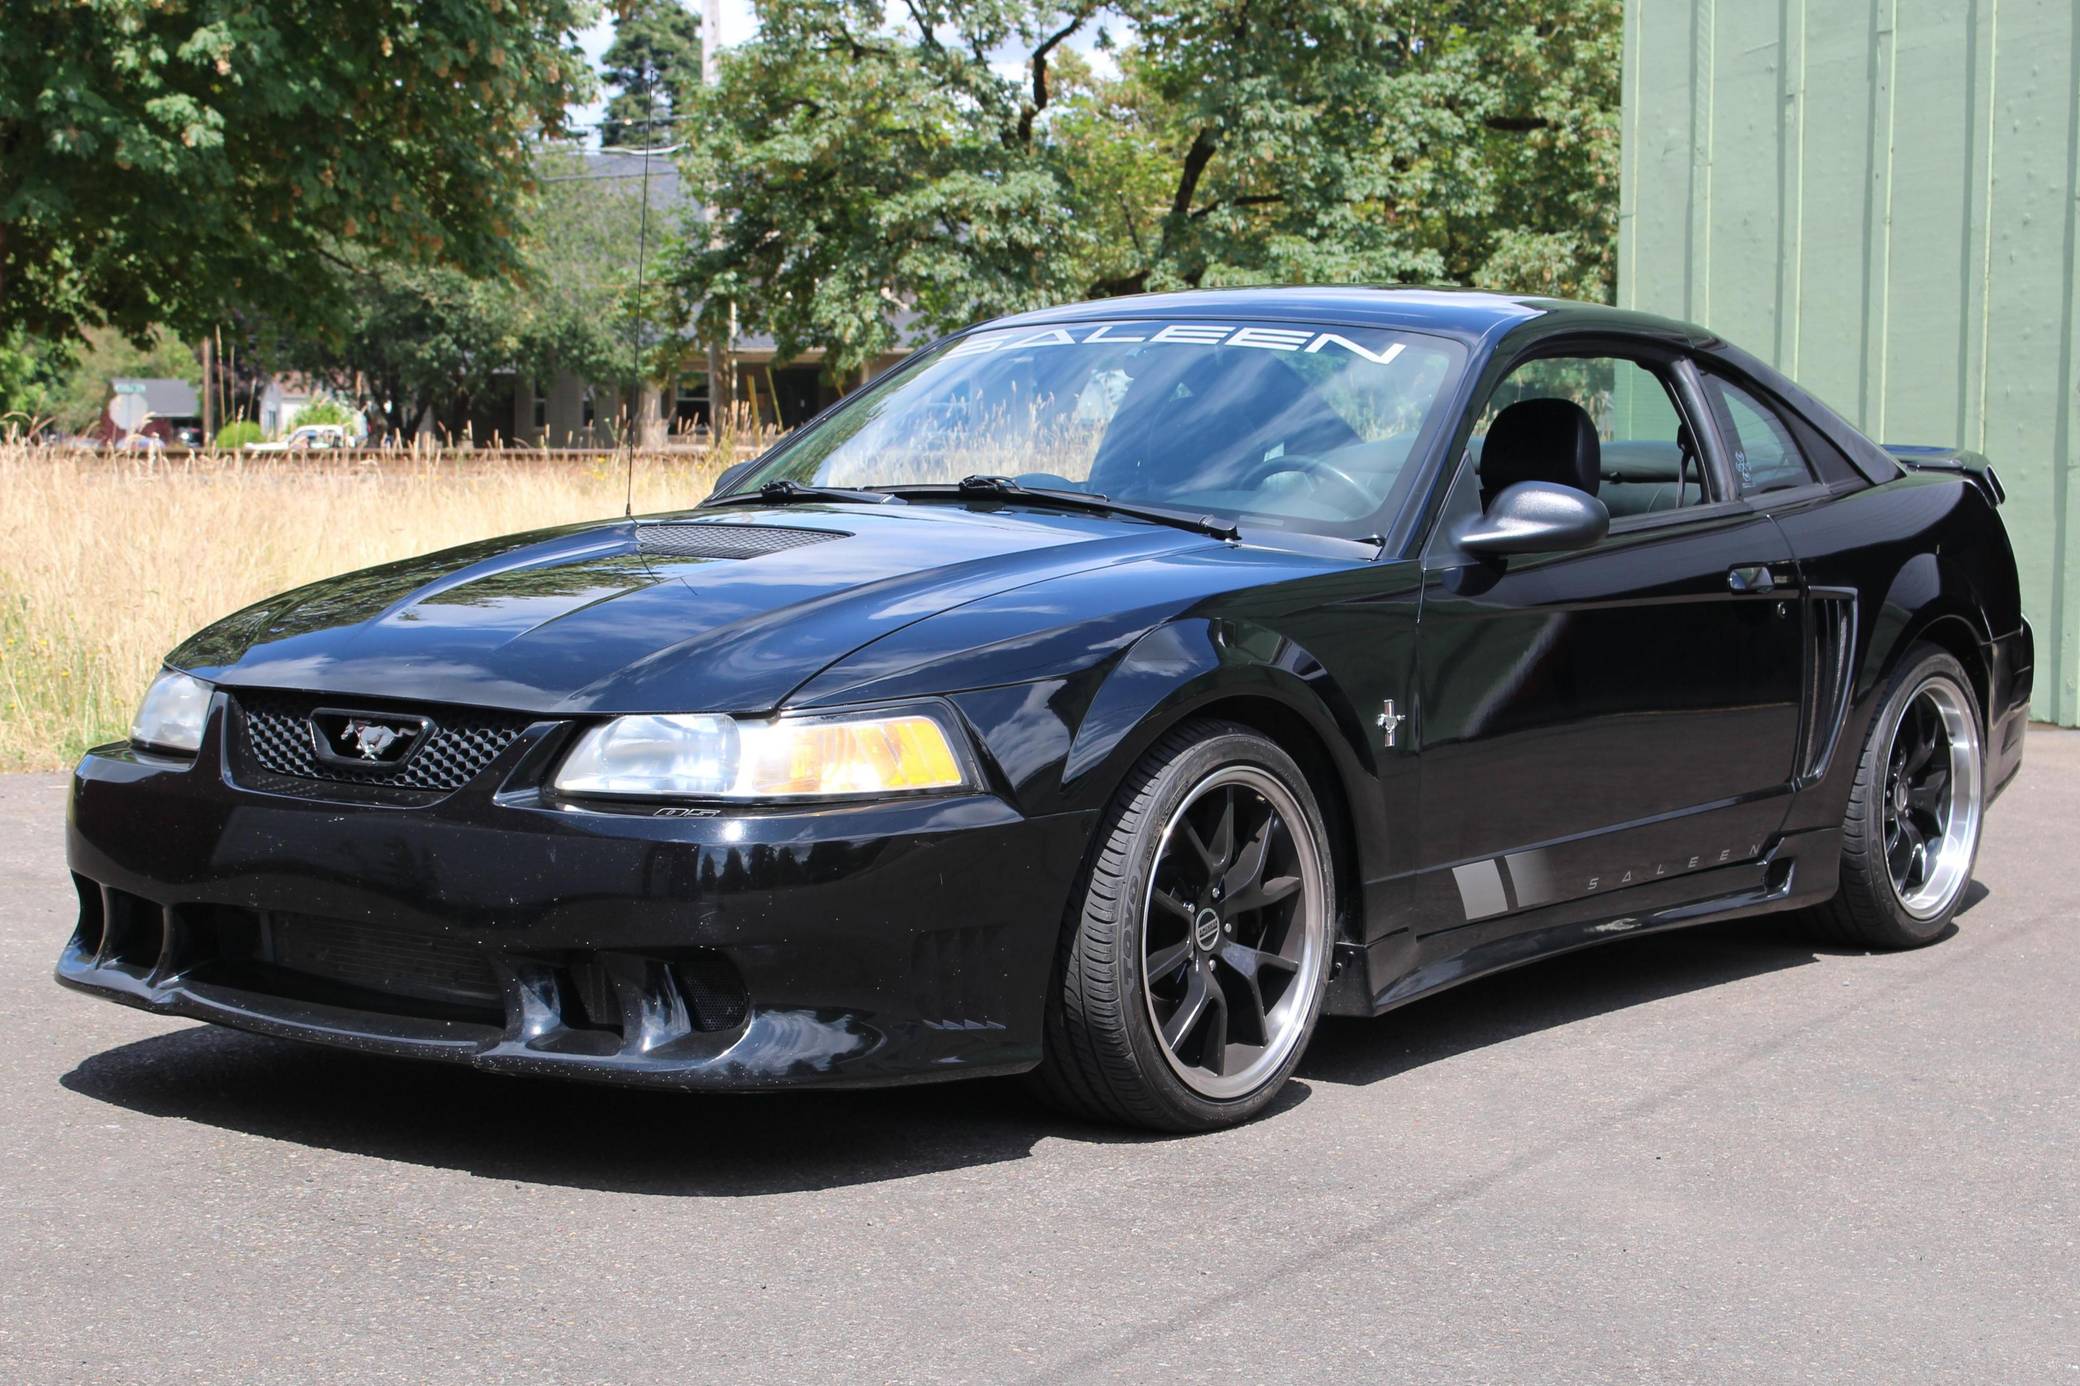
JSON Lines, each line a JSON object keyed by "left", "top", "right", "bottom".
{"left": 1621, "top": 0, "right": 2080, "bottom": 723}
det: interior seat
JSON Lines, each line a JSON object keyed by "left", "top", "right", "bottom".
{"left": 1478, "top": 398, "right": 1602, "bottom": 509}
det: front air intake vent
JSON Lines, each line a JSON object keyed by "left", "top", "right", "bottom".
{"left": 636, "top": 522, "right": 846, "bottom": 559}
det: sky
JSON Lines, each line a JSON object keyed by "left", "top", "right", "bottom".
{"left": 565, "top": 2, "right": 1123, "bottom": 148}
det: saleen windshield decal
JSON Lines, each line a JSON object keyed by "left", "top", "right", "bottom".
{"left": 946, "top": 322, "right": 1409, "bottom": 366}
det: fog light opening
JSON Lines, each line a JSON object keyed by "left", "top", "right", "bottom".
{"left": 70, "top": 875, "right": 106, "bottom": 959}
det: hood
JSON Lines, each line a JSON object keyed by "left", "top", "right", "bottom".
{"left": 170, "top": 502, "right": 1215, "bottom": 714}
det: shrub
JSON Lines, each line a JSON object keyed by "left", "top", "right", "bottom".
{"left": 294, "top": 397, "right": 359, "bottom": 430}
{"left": 214, "top": 420, "right": 265, "bottom": 449}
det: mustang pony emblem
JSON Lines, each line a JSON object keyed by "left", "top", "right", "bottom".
{"left": 342, "top": 720, "right": 404, "bottom": 761}
{"left": 307, "top": 708, "right": 431, "bottom": 770}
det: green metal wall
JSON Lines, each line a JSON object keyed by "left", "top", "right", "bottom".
{"left": 1620, "top": 0, "right": 2080, "bottom": 723}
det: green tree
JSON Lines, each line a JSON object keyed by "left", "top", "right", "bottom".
{"left": 1431, "top": 0, "right": 1623, "bottom": 300}
{"left": 599, "top": 0, "right": 705, "bottom": 149}
{"left": 270, "top": 145, "right": 681, "bottom": 444}
{"left": 0, "top": 327, "right": 73, "bottom": 433}
{"left": 292, "top": 397, "right": 360, "bottom": 430}
{"left": 0, "top": 0, "right": 597, "bottom": 345}
{"left": 518, "top": 145, "right": 679, "bottom": 426}
{"left": 667, "top": 0, "right": 1622, "bottom": 374}
{"left": 277, "top": 263, "right": 524, "bottom": 444}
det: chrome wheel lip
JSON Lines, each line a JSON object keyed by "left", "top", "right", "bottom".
{"left": 1884, "top": 675, "right": 1982, "bottom": 921}
{"left": 1140, "top": 765, "right": 1327, "bottom": 1102}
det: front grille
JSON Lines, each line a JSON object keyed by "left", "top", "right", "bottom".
{"left": 635, "top": 521, "right": 845, "bottom": 559}
{"left": 273, "top": 913, "right": 503, "bottom": 1011}
{"left": 235, "top": 691, "right": 533, "bottom": 792}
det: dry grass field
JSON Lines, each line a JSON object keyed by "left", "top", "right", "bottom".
{"left": 0, "top": 444, "right": 739, "bottom": 772}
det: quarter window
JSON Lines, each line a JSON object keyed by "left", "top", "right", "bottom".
{"left": 1707, "top": 377, "right": 1814, "bottom": 493}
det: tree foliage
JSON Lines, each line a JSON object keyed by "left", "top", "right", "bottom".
{"left": 0, "top": 0, "right": 596, "bottom": 345}
{"left": 668, "top": 0, "right": 1622, "bottom": 374}
{"left": 599, "top": 0, "right": 705, "bottom": 148}
{"left": 0, "top": 327, "right": 73, "bottom": 432}
{"left": 270, "top": 145, "right": 670, "bottom": 442}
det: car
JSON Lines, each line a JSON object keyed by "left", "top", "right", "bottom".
{"left": 245, "top": 422, "right": 354, "bottom": 453}
{"left": 57, "top": 288, "right": 2032, "bottom": 1131}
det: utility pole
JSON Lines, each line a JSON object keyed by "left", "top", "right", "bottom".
{"left": 700, "top": 0, "right": 737, "bottom": 440}
{"left": 200, "top": 335, "right": 214, "bottom": 443}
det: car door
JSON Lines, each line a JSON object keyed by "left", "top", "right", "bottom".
{"left": 1410, "top": 346, "right": 1806, "bottom": 940}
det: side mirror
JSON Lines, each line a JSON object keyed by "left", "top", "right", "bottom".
{"left": 706, "top": 458, "right": 759, "bottom": 501}
{"left": 1453, "top": 481, "right": 1609, "bottom": 557}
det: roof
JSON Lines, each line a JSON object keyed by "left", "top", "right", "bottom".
{"left": 110, "top": 378, "right": 200, "bottom": 419}
{"left": 985, "top": 286, "right": 1703, "bottom": 347}
{"left": 578, "top": 150, "right": 687, "bottom": 212}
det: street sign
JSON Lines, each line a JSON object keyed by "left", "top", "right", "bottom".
{"left": 108, "top": 393, "right": 151, "bottom": 433}
{"left": 108, "top": 393, "right": 152, "bottom": 432}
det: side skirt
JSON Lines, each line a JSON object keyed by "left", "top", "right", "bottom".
{"left": 1325, "top": 825, "right": 1841, "bottom": 1018}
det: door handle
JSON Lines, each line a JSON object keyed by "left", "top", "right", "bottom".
{"left": 1728, "top": 564, "right": 1776, "bottom": 594}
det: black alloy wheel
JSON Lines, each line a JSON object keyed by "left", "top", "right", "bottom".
{"left": 1031, "top": 721, "right": 1334, "bottom": 1132}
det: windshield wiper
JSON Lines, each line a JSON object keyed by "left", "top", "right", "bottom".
{"left": 885, "top": 475, "right": 1240, "bottom": 542}
{"left": 703, "top": 479, "right": 900, "bottom": 508}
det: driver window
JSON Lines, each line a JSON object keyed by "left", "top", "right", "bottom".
{"left": 1472, "top": 355, "right": 1710, "bottom": 519}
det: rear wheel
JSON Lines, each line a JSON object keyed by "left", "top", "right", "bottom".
{"left": 1806, "top": 645, "right": 1983, "bottom": 949}
{"left": 1031, "top": 721, "right": 1334, "bottom": 1131}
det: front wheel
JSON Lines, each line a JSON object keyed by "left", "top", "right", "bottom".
{"left": 1031, "top": 721, "right": 1335, "bottom": 1132}
{"left": 1805, "top": 644, "right": 1984, "bottom": 949}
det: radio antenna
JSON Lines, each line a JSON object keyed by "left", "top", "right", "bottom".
{"left": 622, "top": 85, "right": 658, "bottom": 519}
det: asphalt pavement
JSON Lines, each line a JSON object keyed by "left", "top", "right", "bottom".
{"left": 3, "top": 735, "right": 2076, "bottom": 1383}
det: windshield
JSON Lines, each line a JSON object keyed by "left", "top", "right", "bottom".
{"left": 728, "top": 319, "right": 1465, "bottom": 542}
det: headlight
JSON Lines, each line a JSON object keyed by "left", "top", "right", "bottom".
{"left": 553, "top": 707, "right": 973, "bottom": 800}
{"left": 130, "top": 669, "right": 214, "bottom": 755}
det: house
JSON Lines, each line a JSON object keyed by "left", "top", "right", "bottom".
{"left": 93, "top": 378, "right": 202, "bottom": 444}
{"left": 502, "top": 323, "right": 920, "bottom": 449}
{"left": 257, "top": 375, "right": 330, "bottom": 436}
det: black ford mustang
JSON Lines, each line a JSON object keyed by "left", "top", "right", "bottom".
{"left": 60, "top": 289, "right": 2031, "bottom": 1131}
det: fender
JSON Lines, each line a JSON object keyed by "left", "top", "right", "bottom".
{"left": 1858, "top": 549, "right": 1993, "bottom": 709}
{"left": 1061, "top": 616, "right": 1391, "bottom": 889}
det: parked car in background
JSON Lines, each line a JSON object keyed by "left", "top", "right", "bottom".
{"left": 58, "top": 288, "right": 2031, "bottom": 1132}
{"left": 245, "top": 423, "right": 354, "bottom": 453}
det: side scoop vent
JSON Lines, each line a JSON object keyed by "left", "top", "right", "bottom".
{"left": 1796, "top": 590, "right": 1858, "bottom": 786}
{"left": 635, "top": 522, "right": 847, "bottom": 560}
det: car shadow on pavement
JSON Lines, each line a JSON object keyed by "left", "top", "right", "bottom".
{"left": 59, "top": 887, "right": 1984, "bottom": 1195}
{"left": 1300, "top": 896, "right": 1977, "bottom": 1089}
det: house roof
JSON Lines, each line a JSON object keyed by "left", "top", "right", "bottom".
{"left": 578, "top": 150, "right": 687, "bottom": 212}
{"left": 111, "top": 378, "right": 200, "bottom": 419}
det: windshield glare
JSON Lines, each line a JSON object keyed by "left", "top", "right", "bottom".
{"left": 735, "top": 320, "right": 1464, "bottom": 539}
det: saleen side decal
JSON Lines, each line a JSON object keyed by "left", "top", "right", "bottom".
{"left": 1452, "top": 841, "right": 1769, "bottom": 921}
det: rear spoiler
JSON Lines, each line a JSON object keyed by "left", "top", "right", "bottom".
{"left": 1882, "top": 445, "right": 2006, "bottom": 506}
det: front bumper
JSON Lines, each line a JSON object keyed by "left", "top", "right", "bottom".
{"left": 57, "top": 702, "right": 1095, "bottom": 1091}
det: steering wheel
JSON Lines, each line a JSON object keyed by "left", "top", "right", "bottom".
{"left": 1234, "top": 453, "right": 1376, "bottom": 515}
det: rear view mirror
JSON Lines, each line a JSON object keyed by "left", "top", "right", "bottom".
{"left": 706, "top": 459, "right": 759, "bottom": 501}
{"left": 1453, "top": 481, "right": 1609, "bottom": 557}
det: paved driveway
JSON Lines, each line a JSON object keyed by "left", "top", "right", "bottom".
{"left": 3, "top": 736, "right": 2075, "bottom": 1383}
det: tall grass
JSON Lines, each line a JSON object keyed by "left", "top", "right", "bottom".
{"left": 0, "top": 445, "right": 738, "bottom": 771}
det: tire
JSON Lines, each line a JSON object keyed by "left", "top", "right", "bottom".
{"left": 1804, "top": 644, "right": 1985, "bottom": 949}
{"left": 1030, "top": 720, "right": 1336, "bottom": 1132}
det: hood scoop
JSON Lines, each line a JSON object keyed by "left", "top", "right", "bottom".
{"left": 635, "top": 520, "right": 849, "bottom": 559}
